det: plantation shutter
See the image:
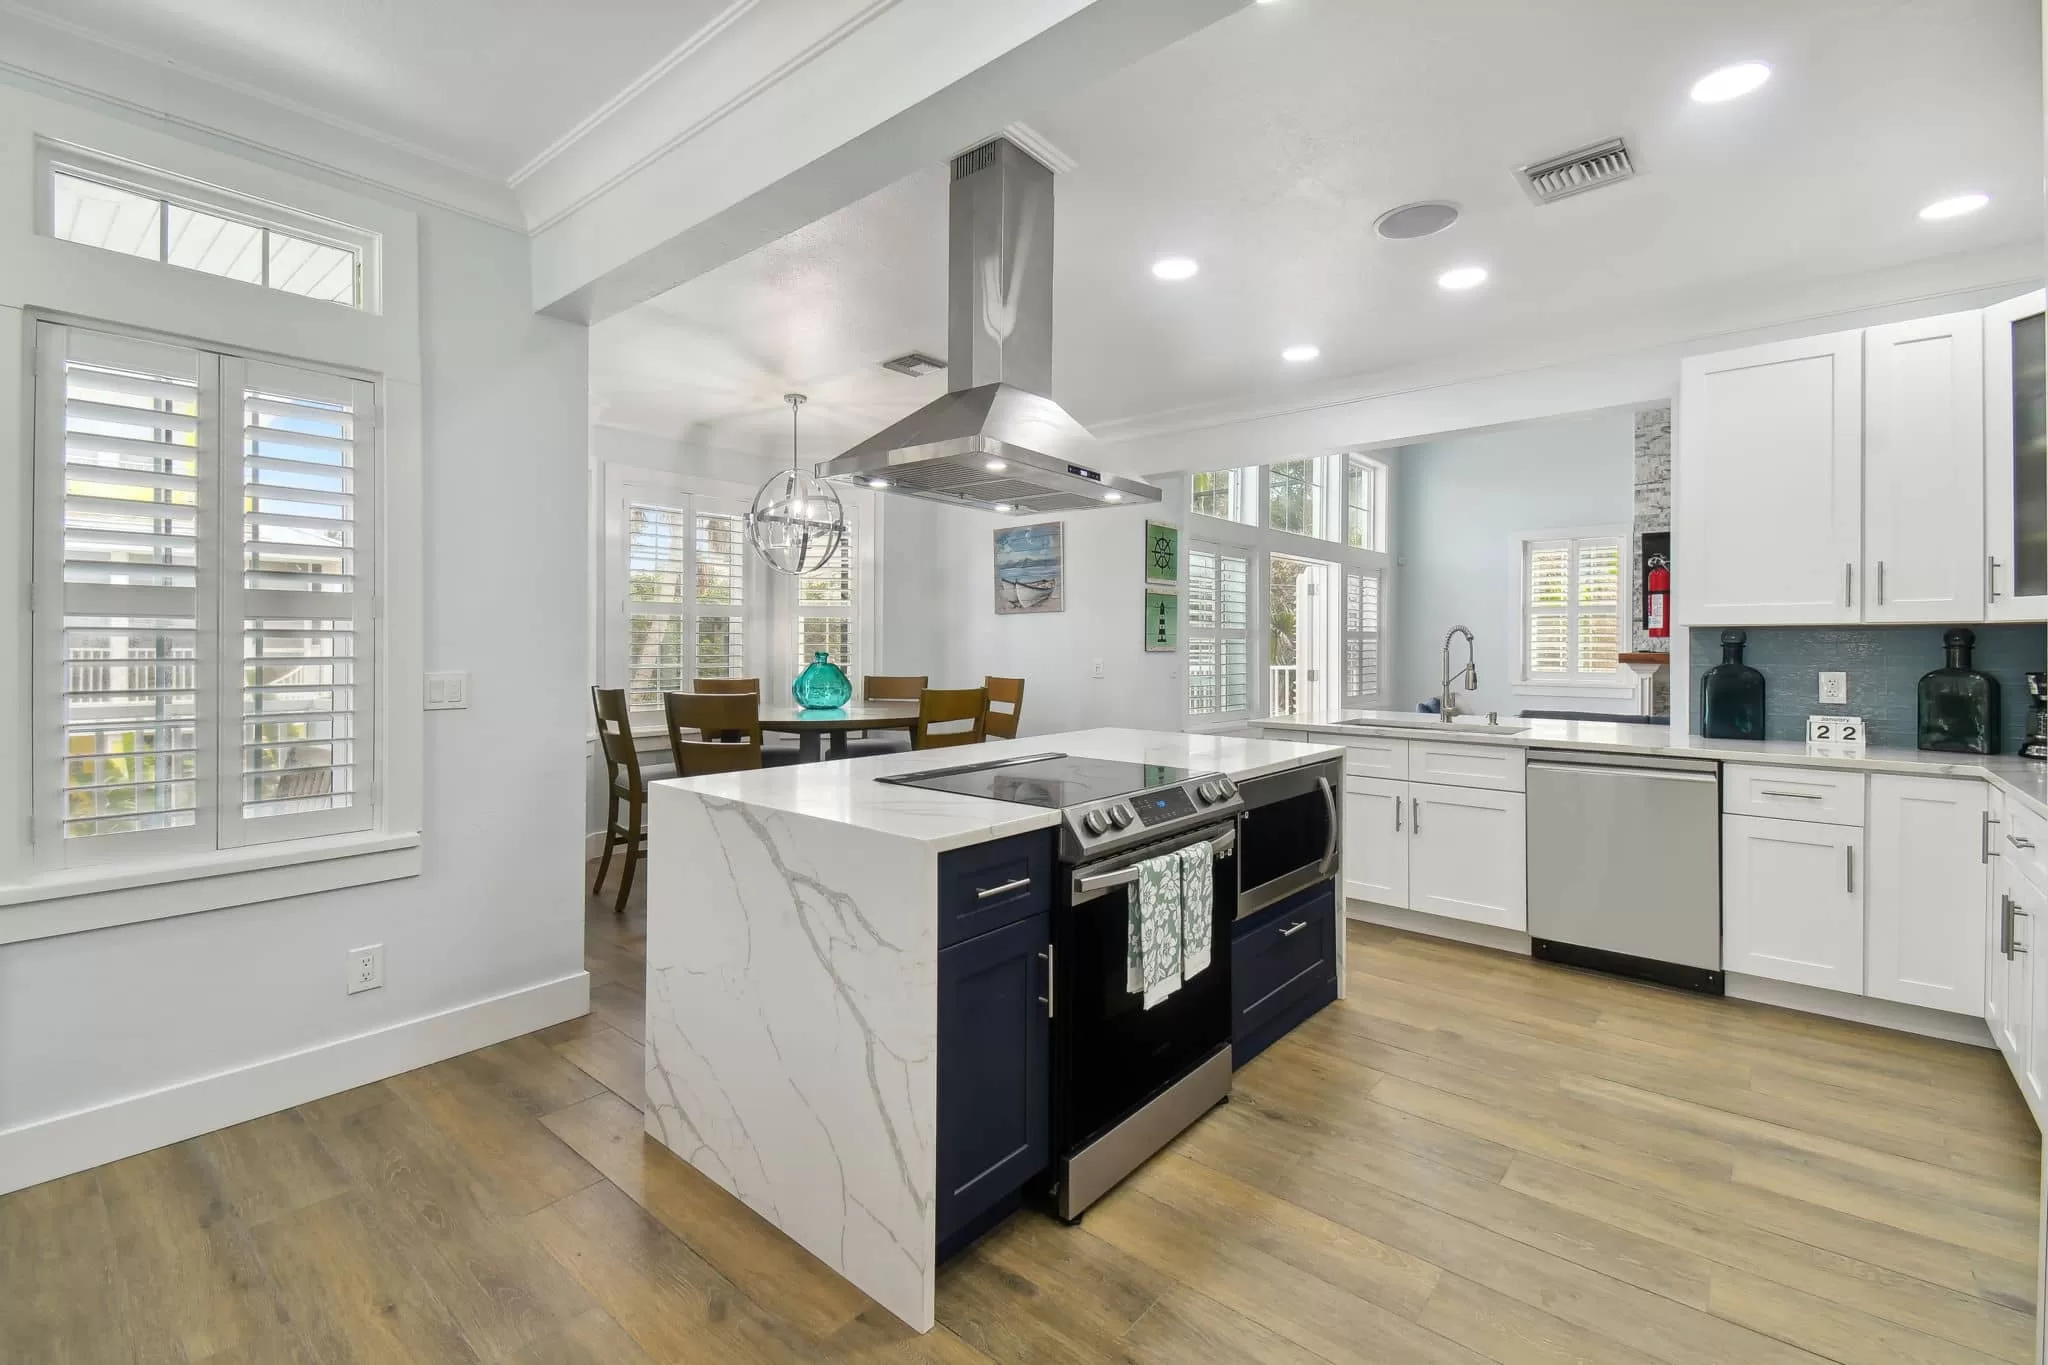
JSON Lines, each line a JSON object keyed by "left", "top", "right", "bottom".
{"left": 694, "top": 511, "right": 747, "bottom": 680}
{"left": 1343, "top": 568, "right": 1382, "bottom": 705}
{"left": 795, "top": 515, "right": 856, "bottom": 671}
{"left": 219, "top": 357, "right": 376, "bottom": 844}
{"left": 1576, "top": 539, "right": 1622, "bottom": 675}
{"left": 1523, "top": 534, "right": 1622, "bottom": 683}
{"left": 625, "top": 501, "right": 690, "bottom": 707}
{"left": 1186, "top": 540, "right": 1250, "bottom": 719}
{"left": 37, "top": 327, "right": 214, "bottom": 859}
{"left": 1525, "top": 541, "right": 1572, "bottom": 676}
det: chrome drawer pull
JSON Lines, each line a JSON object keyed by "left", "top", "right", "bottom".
{"left": 2009, "top": 834, "right": 2036, "bottom": 851}
{"left": 1279, "top": 920, "right": 1310, "bottom": 938}
{"left": 976, "top": 876, "right": 1032, "bottom": 899}
{"left": 1758, "top": 789, "right": 1823, "bottom": 800}
{"left": 1038, "top": 946, "right": 1054, "bottom": 1017}
{"left": 1984, "top": 810, "right": 1997, "bottom": 864}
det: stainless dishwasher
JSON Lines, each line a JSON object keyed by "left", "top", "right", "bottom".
{"left": 1527, "top": 751, "right": 1723, "bottom": 994}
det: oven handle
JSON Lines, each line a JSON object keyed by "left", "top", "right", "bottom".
{"left": 1071, "top": 824, "right": 1237, "bottom": 899}
{"left": 1315, "top": 774, "right": 1339, "bottom": 879}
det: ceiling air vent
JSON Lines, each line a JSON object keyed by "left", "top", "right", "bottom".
{"left": 1517, "top": 136, "right": 1635, "bottom": 204}
{"left": 881, "top": 351, "right": 947, "bottom": 378}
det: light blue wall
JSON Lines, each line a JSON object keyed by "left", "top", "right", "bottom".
{"left": 1687, "top": 625, "right": 2047, "bottom": 752}
{"left": 1393, "top": 407, "right": 1638, "bottom": 716}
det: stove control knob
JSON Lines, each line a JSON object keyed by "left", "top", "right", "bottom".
{"left": 1082, "top": 808, "right": 1110, "bottom": 836}
{"left": 1107, "top": 803, "right": 1135, "bottom": 829}
{"left": 1197, "top": 781, "right": 1221, "bottom": 804}
{"left": 1216, "top": 777, "right": 1237, "bottom": 800}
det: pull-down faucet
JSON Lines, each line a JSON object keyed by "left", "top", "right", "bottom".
{"left": 1440, "top": 626, "right": 1477, "bottom": 720}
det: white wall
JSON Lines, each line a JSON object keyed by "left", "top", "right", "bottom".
{"left": 1392, "top": 408, "right": 1637, "bottom": 718}
{"left": 927, "top": 483, "right": 1188, "bottom": 737}
{"left": 0, "top": 80, "right": 591, "bottom": 1192}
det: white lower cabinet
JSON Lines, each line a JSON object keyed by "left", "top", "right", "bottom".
{"left": 1342, "top": 776, "right": 1409, "bottom": 907}
{"left": 1410, "top": 783, "right": 1527, "bottom": 931}
{"left": 1723, "top": 813, "right": 1864, "bottom": 993}
{"left": 1864, "top": 775, "right": 1989, "bottom": 1014}
{"left": 1998, "top": 859, "right": 2045, "bottom": 1107}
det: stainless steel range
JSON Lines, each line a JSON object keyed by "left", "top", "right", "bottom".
{"left": 878, "top": 753, "right": 1243, "bottom": 1218}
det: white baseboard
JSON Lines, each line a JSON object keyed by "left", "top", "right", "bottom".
{"left": 585, "top": 830, "right": 607, "bottom": 859}
{"left": 0, "top": 970, "right": 590, "bottom": 1196}
{"left": 1726, "top": 973, "right": 1994, "bottom": 1049}
{"left": 1347, "top": 899, "right": 1534, "bottom": 957}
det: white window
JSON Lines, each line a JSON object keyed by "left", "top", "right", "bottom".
{"left": 1345, "top": 454, "right": 1382, "bottom": 550}
{"left": 1520, "top": 531, "right": 1623, "bottom": 684}
{"left": 795, "top": 515, "right": 858, "bottom": 673}
{"left": 1190, "top": 468, "right": 1254, "bottom": 524}
{"left": 42, "top": 148, "right": 372, "bottom": 309}
{"left": 1186, "top": 541, "right": 1250, "bottom": 719}
{"left": 1265, "top": 458, "right": 1322, "bottom": 537}
{"left": 32, "top": 322, "right": 376, "bottom": 866}
{"left": 621, "top": 496, "right": 750, "bottom": 708}
{"left": 1343, "top": 568, "right": 1383, "bottom": 705}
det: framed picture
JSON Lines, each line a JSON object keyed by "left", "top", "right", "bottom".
{"left": 1144, "top": 591, "right": 1178, "bottom": 652}
{"left": 994, "top": 521, "right": 1065, "bottom": 614}
{"left": 1144, "top": 520, "right": 1180, "bottom": 586}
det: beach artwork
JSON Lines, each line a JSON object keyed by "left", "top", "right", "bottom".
{"left": 994, "top": 521, "right": 1065, "bottom": 615}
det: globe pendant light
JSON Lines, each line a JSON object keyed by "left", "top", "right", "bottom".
{"left": 747, "top": 393, "right": 847, "bottom": 577}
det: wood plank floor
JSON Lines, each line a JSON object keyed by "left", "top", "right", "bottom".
{"left": 3, "top": 867, "right": 2039, "bottom": 1364}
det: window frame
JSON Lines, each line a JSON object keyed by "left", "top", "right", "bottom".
{"left": 606, "top": 472, "right": 759, "bottom": 716}
{"left": 1345, "top": 453, "right": 1384, "bottom": 551}
{"left": 1514, "top": 525, "right": 1630, "bottom": 693}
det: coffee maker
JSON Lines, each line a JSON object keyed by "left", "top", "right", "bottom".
{"left": 2024, "top": 672, "right": 2048, "bottom": 761}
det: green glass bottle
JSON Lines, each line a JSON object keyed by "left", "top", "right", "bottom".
{"left": 792, "top": 650, "right": 852, "bottom": 710}
{"left": 1700, "top": 630, "right": 1766, "bottom": 741}
{"left": 1919, "top": 628, "right": 2000, "bottom": 754}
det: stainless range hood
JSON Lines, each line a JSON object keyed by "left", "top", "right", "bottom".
{"left": 817, "top": 137, "right": 1161, "bottom": 514}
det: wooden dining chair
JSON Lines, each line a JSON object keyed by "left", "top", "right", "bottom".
{"left": 914, "top": 687, "right": 989, "bottom": 749}
{"left": 862, "top": 675, "right": 928, "bottom": 701}
{"left": 696, "top": 677, "right": 759, "bottom": 694}
{"left": 983, "top": 676, "right": 1026, "bottom": 740}
{"left": 664, "top": 691, "right": 764, "bottom": 777}
{"left": 591, "top": 686, "right": 648, "bottom": 916}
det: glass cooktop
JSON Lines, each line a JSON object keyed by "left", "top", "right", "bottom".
{"left": 875, "top": 752, "right": 1198, "bottom": 809}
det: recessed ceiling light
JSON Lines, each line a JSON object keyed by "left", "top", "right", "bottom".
{"left": 1437, "top": 265, "right": 1488, "bottom": 291}
{"left": 1920, "top": 193, "right": 1990, "bottom": 221}
{"left": 985, "top": 458, "right": 1007, "bottom": 471}
{"left": 1104, "top": 491, "right": 1124, "bottom": 502}
{"left": 992, "top": 502, "right": 1014, "bottom": 512}
{"left": 1151, "top": 256, "right": 1199, "bottom": 282}
{"left": 1281, "top": 344, "right": 1321, "bottom": 363}
{"left": 1690, "top": 61, "right": 1771, "bottom": 104}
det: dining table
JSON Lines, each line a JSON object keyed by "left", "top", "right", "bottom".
{"left": 756, "top": 699, "right": 922, "bottom": 763}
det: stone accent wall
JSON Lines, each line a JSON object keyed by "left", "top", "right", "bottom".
{"left": 1630, "top": 404, "right": 1672, "bottom": 712}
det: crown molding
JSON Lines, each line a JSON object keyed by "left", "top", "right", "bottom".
{"left": 0, "top": 4, "right": 523, "bottom": 228}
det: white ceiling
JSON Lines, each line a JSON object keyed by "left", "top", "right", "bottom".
{"left": 593, "top": 0, "right": 2045, "bottom": 457}
{"left": 0, "top": 0, "right": 736, "bottom": 180}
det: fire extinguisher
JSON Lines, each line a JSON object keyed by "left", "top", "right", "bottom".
{"left": 1646, "top": 556, "right": 1670, "bottom": 639}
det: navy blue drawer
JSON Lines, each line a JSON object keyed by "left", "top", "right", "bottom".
{"left": 1231, "top": 880, "right": 1337, "bottom": 1067}
{"left": 938, "top": 830, "right": 1057, "bottom": 948}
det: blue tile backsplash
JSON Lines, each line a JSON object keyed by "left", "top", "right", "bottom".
{"left": 1687, "top": 624, "right": 2046, "bottom": 753}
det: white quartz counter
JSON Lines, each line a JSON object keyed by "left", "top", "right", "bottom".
{"left": 653, "top": 726, "right": 1344, "bottom": 854}
{"left": 1257, "top": 710, "right": 2048, "bottom": 818}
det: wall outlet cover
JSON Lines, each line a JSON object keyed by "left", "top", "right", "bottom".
{"left": 1091, "top": 658, "right": 1106, "bottom": 679}
{"left": 347, "top": 943, "right": 384, "bottom": 994}
{"left": 424, "top": 671, "right": 469, "bottom": 710}
{"left": 1818, "top": 671, "right": 1848, "bottom": 705}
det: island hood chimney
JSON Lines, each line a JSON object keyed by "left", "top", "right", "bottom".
{"left": 816, "top": 137, "right": 1161, "bottom": 513}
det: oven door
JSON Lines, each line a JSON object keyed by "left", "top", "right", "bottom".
{"left": 1053, "top": 821, "right": 1238, "bottom": 1154}
{"left": 1236, "top": 760, "right": 1340, "bottom": 918}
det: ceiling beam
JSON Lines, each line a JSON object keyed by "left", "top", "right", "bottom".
{"left": 531, "top": 0, "right": 1246, "bottom": 323}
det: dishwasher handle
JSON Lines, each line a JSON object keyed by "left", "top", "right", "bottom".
{"left": 1528, "top": 760, "right": 1719, "bottom": 784}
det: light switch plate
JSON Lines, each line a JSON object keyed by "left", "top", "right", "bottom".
{"left": 424, "top": 671, "right": 469, "bottom": 710}
{"left": 1818, "top": 671, "right": 1847, "bottom": 705}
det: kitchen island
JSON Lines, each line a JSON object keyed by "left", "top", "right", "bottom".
{"left": 641, "top": 727, "right": 1342, "bottom": 1332}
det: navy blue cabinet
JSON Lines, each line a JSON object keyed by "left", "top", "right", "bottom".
{"left": 936, "top": 910, "right": 1050, "bottom": 1253}
{"left": 1231, "top": 879, "right": 1338, "bottom": 1067}
{"left": 937, "top": 829, "right": 1055, "bottom": 947}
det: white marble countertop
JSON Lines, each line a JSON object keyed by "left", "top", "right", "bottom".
{"left": 1255, "top": 710, "right": 2048, "bottom": 817}
{"left": 653, "top": 726, "right": 1344, "bottom": 854}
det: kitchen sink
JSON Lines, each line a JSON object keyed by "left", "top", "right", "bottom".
{"left": 1332, "top": 713, "right": 1532, "bottom": 736}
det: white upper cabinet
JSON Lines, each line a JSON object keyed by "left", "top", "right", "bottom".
{"left": 1678, "top": 331, "right": 1863, "bottom": 625}
{"left": 1864, "top": 775, "right": 1988, "bottom": 1015}
{"left": 1984, "top": 289, "right": 2048, "bottom": 622}
{"left": 1862, "top": 313, "right": 1985, "bottom": 623}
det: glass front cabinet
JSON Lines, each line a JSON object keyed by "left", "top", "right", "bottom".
{"left": 1986, "top": 288, "right": 2048, "bottom": 622}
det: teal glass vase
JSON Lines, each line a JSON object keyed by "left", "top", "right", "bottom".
{"left": 792, "top": 651, "right": 852, "bottom": 710}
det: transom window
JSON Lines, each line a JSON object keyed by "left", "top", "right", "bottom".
{"left": 1266, "top": 459, "right": 1320, "bottom": 536}
{"left": 1190, "top": 468, "right": 1253, "bottom": 524}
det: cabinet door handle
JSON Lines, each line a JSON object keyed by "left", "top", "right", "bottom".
{"left": 1983, "top": 810, "right": 1997, "bottom": 864}
{"left": 1844, "top": 562, "right": 1853, "bottom": 607}
{"left": 1279, "top": 920, "right": 1310, "bottom": 938}
{"left": 1411, "top": 797, "right": 1421, "bottom": 835}
{"left": 977, "top": 876, "right": 1032, "bottom": 900}
{"left": 1876, "top": 560, "right": 1885, "bottom": 606}
{"left": 1844, "top": 844, "right": 1855, "bottom": 895}
{"left": 1990, "top": 555, "right": 2002, "bottom": 602}
{"left": 2001, "top": 894, "right": 2015, "bottom": 958}
{"left": 2014, "top": 908, "right": 2030, "bottom": 955}
{"left": 1759, "top": 789, "right": 1823, "bottom": 800}
{"left": 2009, "top": 833, "right": 2036, "bottom": 851}
{"left": 1393, "top": 796, "right": 1402, "bottom": 833}
{"left": 1038, "top": 945, "right": 1054, "bottom": 1017}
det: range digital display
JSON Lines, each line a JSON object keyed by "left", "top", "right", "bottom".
{"left": 1133, "top": 788, "right": 1195, "bottom": 825}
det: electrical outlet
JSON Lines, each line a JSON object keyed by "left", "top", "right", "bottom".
{"left": 347, "top": 943, "right": 384, "bottom": 994}
{"left": 1818, "top": 671, "right": 1848, "bottom": 705}
{"left": 424, "top": 671, "right": 469, "bottom": 710}
{"left": 1091, "top": 658, "right": 1106, "bottom": 679}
